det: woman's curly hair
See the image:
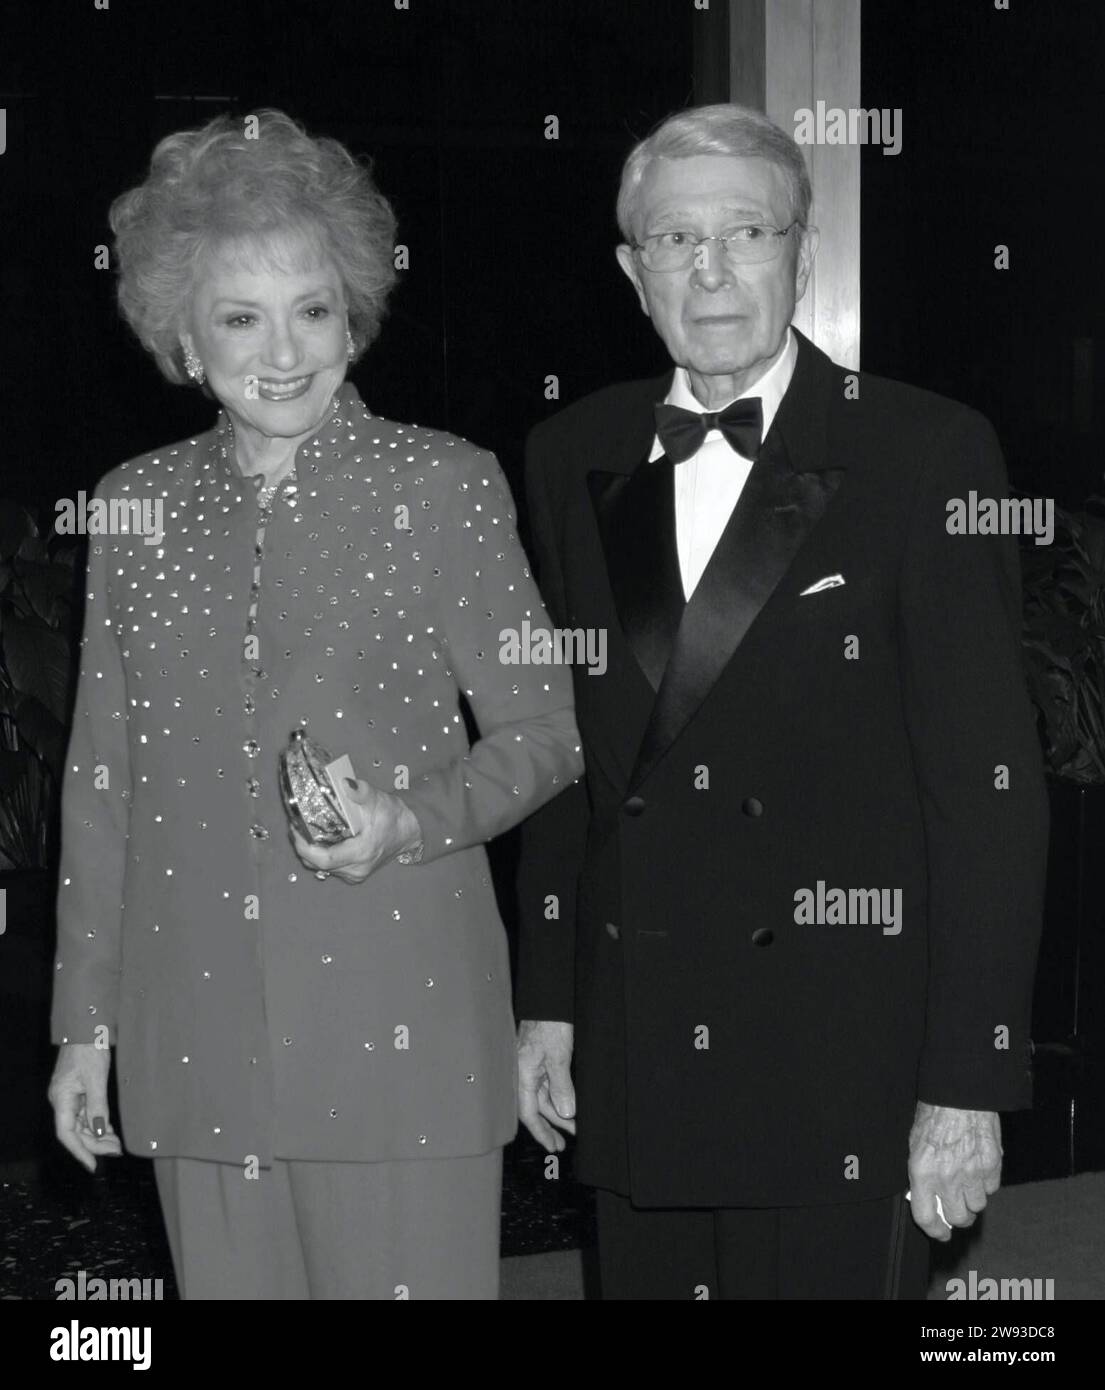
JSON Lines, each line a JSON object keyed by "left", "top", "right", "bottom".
{"left": 109, "top": 109, "right": 398, "bottom": 382}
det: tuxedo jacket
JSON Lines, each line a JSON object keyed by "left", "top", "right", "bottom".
{"left": 515, "top": 328, "right": 1049, "bottom": 1209}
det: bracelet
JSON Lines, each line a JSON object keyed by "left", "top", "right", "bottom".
{"left": 396, "top": 841, "right": 424, "bottom": 866}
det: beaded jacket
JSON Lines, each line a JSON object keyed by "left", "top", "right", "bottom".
{"left": 51, "top": 383, "right": 583, "bottom": 1165}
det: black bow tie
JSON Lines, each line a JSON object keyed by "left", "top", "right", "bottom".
{"left": 654, "top": 397, "right": 763, "bottom": 464}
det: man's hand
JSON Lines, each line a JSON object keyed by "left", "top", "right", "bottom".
{"left": 48, "top": 1043, "right": 124, "bottom": 1173}
{"left": 907, "top": 1101, "right": 1002, "bottom": 1241}
{"left": 291, "top": 778, "right": 422, "bottom": 884}
{"left": 517, "top": 1019, "right": 576, "bottom": 1152}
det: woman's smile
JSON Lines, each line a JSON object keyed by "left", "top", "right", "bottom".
{"left": 255, "top": 374, "right": 313, "bottom": 401}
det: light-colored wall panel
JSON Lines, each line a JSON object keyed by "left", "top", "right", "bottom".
{"left": 730, "top": 0, "right": 861, "bottom": 368}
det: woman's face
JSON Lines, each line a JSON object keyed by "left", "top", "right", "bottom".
{"left": 183, "top": 233, "right": 350, "bottom": 447}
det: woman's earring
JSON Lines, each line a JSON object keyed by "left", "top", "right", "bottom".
{"left": 345, "top": 328, "right": 356, "bottom": 362}
{"left": 183, "top": 346, "right": 205, "bottom": 385}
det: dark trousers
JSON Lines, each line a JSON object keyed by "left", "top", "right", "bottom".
{"left": 595, "top": 1188, "right": 931, "bottom": 1300}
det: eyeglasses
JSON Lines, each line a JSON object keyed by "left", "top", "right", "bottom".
{"left": 632, "top": 222, "right": 802, "bottom": 272}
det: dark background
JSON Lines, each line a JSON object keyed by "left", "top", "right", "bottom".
{"left": 1, "top": 0, "right": 1101, "bottom": 515}
{"left": 860, "top": 0, "right": 1104, "bottom": 504}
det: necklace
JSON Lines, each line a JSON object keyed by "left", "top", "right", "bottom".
{"left": 256, "top": 476, "right": 284, "bottom": 510}
{"left": 217, "top": 411, "right": 304, "bottom": 509}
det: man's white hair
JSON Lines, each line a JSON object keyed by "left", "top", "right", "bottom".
{"left": 616, "top": 102, "right": 812, "bottom": 242}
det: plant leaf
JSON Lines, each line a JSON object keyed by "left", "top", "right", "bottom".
{"left": 0, "top": 504, "right": 37, "bottom": 561}
{"left": 14, "top": 694, "right": 66, "bottom": 778}
{"left": 2, "top": 614, "right": 71, "bottom": 722}
{"left": 0, "top": 747, "right": 30, "bottom": 794}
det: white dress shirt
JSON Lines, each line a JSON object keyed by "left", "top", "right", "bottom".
{"left": 649, "top": 327, "right": 798, "bottom": 599}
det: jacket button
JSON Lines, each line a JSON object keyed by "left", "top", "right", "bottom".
{"left": 742, "top": 797, "right": 764, "bottom": 817}
{"left": 623, "top": 795, "right": 646, "bottom": 816}
{"left": 605, "top": 921, "right": 620, "bottom": 941}
{"left": 751, "top": 928, "right": 774, "bottom": 947}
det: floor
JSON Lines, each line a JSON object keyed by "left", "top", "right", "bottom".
{"left": 0, "top": 1135, "right": 594, "bottom": 1300}
{"left": 3, "top": 1137, "right": 1100, "bottom": 1300}
{"left": 503, "top": 1172, "right": 1105, "bottom": 1299}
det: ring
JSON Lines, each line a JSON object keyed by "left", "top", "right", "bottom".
{"left": 315, "top": 870, "right": 331, "bottom": 880}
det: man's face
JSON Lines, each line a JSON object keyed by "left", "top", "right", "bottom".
{"left": 616, "top": 154, "right": 818, "bottom": 389}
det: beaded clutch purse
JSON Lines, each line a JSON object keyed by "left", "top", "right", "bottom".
{"left": 278, "top": 730, "right": 357, "bottom": 846}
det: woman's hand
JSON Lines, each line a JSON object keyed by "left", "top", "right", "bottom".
{"left": 48, "top": 1043, "right": 124, "bottom": 1173}
{"left": 291, "top": 777, "right": 422, "bottom": 884}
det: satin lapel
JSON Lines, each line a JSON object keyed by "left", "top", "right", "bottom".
{"left": 586, "top": 460, "right": 684, "bottom": 693}
{"left": 571, "top": 371, "right": 673, "bottom": 790}
{"left": 628, "top": 331, "right": 846, "bottom": 791}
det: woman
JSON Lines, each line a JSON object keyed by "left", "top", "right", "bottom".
{"left": 47, "top": 109, "right": 583, "bottom": 1300}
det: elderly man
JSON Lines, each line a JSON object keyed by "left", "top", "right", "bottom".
{"left": 515, "top": 103, "right": 1048, "bottom": 1300}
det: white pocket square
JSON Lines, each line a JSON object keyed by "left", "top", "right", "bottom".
{"left": 799, "top": 574, "right": 846, "bottom": 596}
